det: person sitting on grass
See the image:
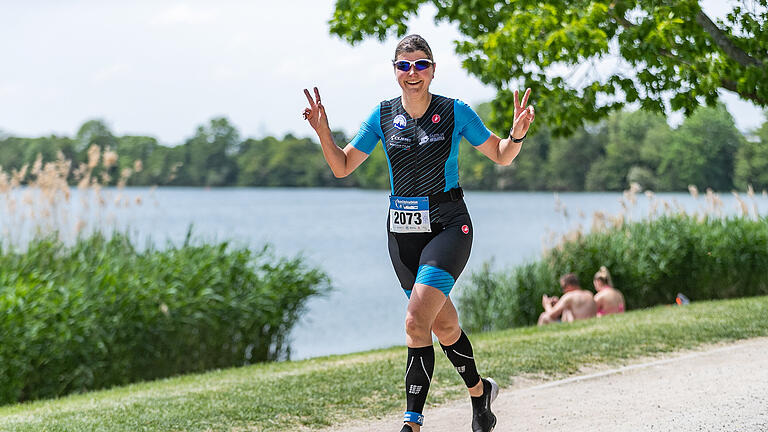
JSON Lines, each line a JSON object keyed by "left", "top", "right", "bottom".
{"left": 593, "top": 266, "right": 626, "bottom": 316}
{"left": 538, "top": 273, "right": 597, "bottom": 325}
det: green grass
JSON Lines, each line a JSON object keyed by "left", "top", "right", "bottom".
{"left": 2, "top": 295, "right": 767, "bottom": 432}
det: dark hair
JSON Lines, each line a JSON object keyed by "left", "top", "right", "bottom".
{"left": 394, "top": 34, "right": 434, "bottom": 61}
{"left": 559, "top": 273, "right": 580, "bottom": 289}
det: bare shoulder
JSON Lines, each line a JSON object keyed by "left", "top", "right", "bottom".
{"left": 560, "top": 291, "right": 580, "bottom": 304}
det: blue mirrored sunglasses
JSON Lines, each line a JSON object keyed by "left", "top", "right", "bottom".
{"left": 393, "top": 59, "right": 433, "bottom": 72}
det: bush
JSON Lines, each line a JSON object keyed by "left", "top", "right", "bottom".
{"left": 458, "top": 214, "right": 768, "bottom": 332}
{"left": 0, "top": 232, "right": 330, "bottom": 405}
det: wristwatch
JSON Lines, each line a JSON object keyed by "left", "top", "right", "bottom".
{"left": 509, "top": 128, "right": 527, "bottom": 143}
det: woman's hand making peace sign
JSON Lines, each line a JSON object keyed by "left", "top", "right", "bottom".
{"left": 303, "top": 87, "right": 330, "bottom": 134}
{"left": 510, "top": 88, "right": 535, "bottom": 140}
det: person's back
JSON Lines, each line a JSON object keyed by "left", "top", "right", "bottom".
{"left": 593, "top": 266, "right": 625, "bottom": 316}
{"left": 538, "top": 273, "right": 597, "bottom": 325}
{"left": 594, "top": 287, "right": 625, "bottom": 316}
{"left": 562, "top": 289, "right": 598, "bottom": 321}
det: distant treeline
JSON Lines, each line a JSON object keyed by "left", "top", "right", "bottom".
{"left": 1, "top": 103, "right": 766, "bottom": 191}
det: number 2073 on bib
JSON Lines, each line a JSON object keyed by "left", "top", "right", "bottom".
{"left": 389, "top": 196, "right": 431, "bottom": 233}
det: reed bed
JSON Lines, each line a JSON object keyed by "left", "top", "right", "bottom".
{"left": 458, "top": 183, "right": 768, "bottom": 332}
{"left": 0, "top": 146, "right": 145, "bottom": 247}
{"left": 0, "top": 149, "right": 330, "bottom": 406}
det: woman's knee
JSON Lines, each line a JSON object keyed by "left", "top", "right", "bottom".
{"left": 538, "top": 312, "right": 550, "bottom": 325}
{"left": 404, "top": 312, "right": 431, "bottom": 337}
{"left": 432, "top": 319, "right": 459, "bottom": 342}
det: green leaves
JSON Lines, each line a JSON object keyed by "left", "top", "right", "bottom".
{"left": 329, "top": 0, "right": 427, "bottom": 43}
{"left": 734, "top": 120, "right": 768, "bottom": 191}
{"left": 0, "top": 108, "right": 761, "bottom": 192}
{"left": 330, "top": 0, "right": 767, "bottom": 136}
{"left": 655, "top": 104, "right": 742, "bottom": 191}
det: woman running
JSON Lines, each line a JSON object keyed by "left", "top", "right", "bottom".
{"left": 302, "top": 34, "right": 534, "bottom": 432}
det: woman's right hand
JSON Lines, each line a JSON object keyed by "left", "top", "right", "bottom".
{"left": 542, "top": 294, "right": 558, "bottom": 309}
{"left": 303, "top": 87, "right": 330, "bottom": 134}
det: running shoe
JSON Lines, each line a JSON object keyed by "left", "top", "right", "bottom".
{"left": 471, "top": 377, "right": 499, "bottom": 432}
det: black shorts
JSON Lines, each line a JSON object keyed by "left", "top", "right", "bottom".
{"left": 387, "top": 199, "right": 473, "bottom": 298}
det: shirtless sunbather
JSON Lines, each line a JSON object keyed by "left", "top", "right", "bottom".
{"left": 538, "top": 273, "right": 597, "bottom": 325}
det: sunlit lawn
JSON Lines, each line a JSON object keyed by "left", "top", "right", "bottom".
{"left": 1, "top": 295, "right": 766, "bottom": 432}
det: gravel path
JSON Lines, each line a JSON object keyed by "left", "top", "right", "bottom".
{"left": 330, "top": 337, "right": 768, "bottom": 431}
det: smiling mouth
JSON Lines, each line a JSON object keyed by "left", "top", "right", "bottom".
{"left": 406, "top": 80, "right": 422, "bottom": 85}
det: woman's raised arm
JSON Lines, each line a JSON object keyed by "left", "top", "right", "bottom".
{"left": 303, "top": 87, "right": 368, "bottom": 178}
{"left": 475, "top": 88, "right": 535, "bottom": 166}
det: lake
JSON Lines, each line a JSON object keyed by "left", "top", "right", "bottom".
{"left": 3, "top": 187, "right": 766, "bottom": 359}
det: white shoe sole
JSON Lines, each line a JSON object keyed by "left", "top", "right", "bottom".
{"left": 486, "top": 377, "right": 499, "bottom": 405}
{"left": 487, "top": 377, "right": 499, "bottom": 431}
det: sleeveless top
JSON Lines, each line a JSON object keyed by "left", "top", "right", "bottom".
{"left": 349, "top": 94, "right": 491, "bottom": 221}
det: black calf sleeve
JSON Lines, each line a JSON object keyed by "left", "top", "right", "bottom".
{"left": 440, "top": 330, "right": 481, "bottom": 388}
{"left": 404, "top": 345, "right": 434, "bottom": 425}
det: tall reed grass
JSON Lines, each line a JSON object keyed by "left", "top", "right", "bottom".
{"left": 0, "top": 146, "right": 143, "bottom": 246}
{"left": 0, "top": 149, "right": 331, "bottom": 405}
{"left": 458, "top": 184, "right": 768, "bottom": 332}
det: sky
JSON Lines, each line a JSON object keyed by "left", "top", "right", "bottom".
{"left": 1, "top": 0, "right": 764, "bottom": 145}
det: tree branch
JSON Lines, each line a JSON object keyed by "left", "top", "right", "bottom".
{"left": 606, "top": 7, "right": 693, "bottom": 67}
{"left": 695, "top": 11, "right": 762, "bottom": 67}
{"left": 720, "top": 78, "right": 766, "bottom": 105}
{"left": 602, "top": 4, "right": 766, "bottom": 107}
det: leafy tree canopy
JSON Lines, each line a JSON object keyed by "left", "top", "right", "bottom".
{"left": 734, "top": 118, "right": 768, "bottom": 190}
{"left": 330, "top": 0, "right": 767, "bottom": 135}
{"left": 2, "top": 112, "right": 763, "bottom": 192}
{"left": 76, "top": 119, "right": 116, "bottom": 152}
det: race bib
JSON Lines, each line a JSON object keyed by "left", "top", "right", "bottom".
{"left": 389, "top": 196, "right": 431, "bottom": 233}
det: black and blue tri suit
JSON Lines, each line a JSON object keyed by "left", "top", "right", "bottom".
{"left": 349, "top": 94, "right": 491, "bottom": 298}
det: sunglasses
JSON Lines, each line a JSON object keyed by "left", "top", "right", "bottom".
{"left": 393, "top": 58, "right": 433, "bottom": 72}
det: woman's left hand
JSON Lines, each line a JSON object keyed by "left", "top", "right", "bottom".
{"left": 510, "top": 88, "right": 535, "bottom": 140}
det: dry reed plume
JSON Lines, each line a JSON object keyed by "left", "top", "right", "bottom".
{"left": 0, "top": 146, "right": 143, "bottom": 247}
{"left": 546, "top": 182, "right": 766, "bottom": 252}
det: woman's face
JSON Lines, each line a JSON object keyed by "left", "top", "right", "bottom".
{"left": 394, "top": 50, "right": 435, "bottom": 97}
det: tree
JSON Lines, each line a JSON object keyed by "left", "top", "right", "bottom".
{"left": 116, "top": 136, "right": 162, "bottom": 185}
{"left": 734, "top": 117, "right": 768, "bottom": 191}
{"left": 349, "top": 143, "right": 390, "bottom": 189}
{"left": 457, "top": 102, "right": 504, "bottom": 189}
{"left": 502, "top": 129, "right": 552, "bottom": 190}
{"left": 585, "top": 109, "right": 669, "bottom": 190}
{"left": 176, "top": 118, "right": 239, "bottom": 186}
{"left": 236, "top": 137, "right": 273, "bottom": 186}
{"left": 330, "top": 0, "right": 767, "bottom": 135}
{"left": 76, "top": 119, "right": 116, "bottom": 152}
{"left": 237, "top": 134, "right": 336, "bottom": 187}
{"left": 545, "top": 127, "right": 603, "bottom": 191}
{"left": 655, "top": 104, "right": 743, "bottom": 191}
{"left": 0, "top": 135, "right": 75, "bottom": 182}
